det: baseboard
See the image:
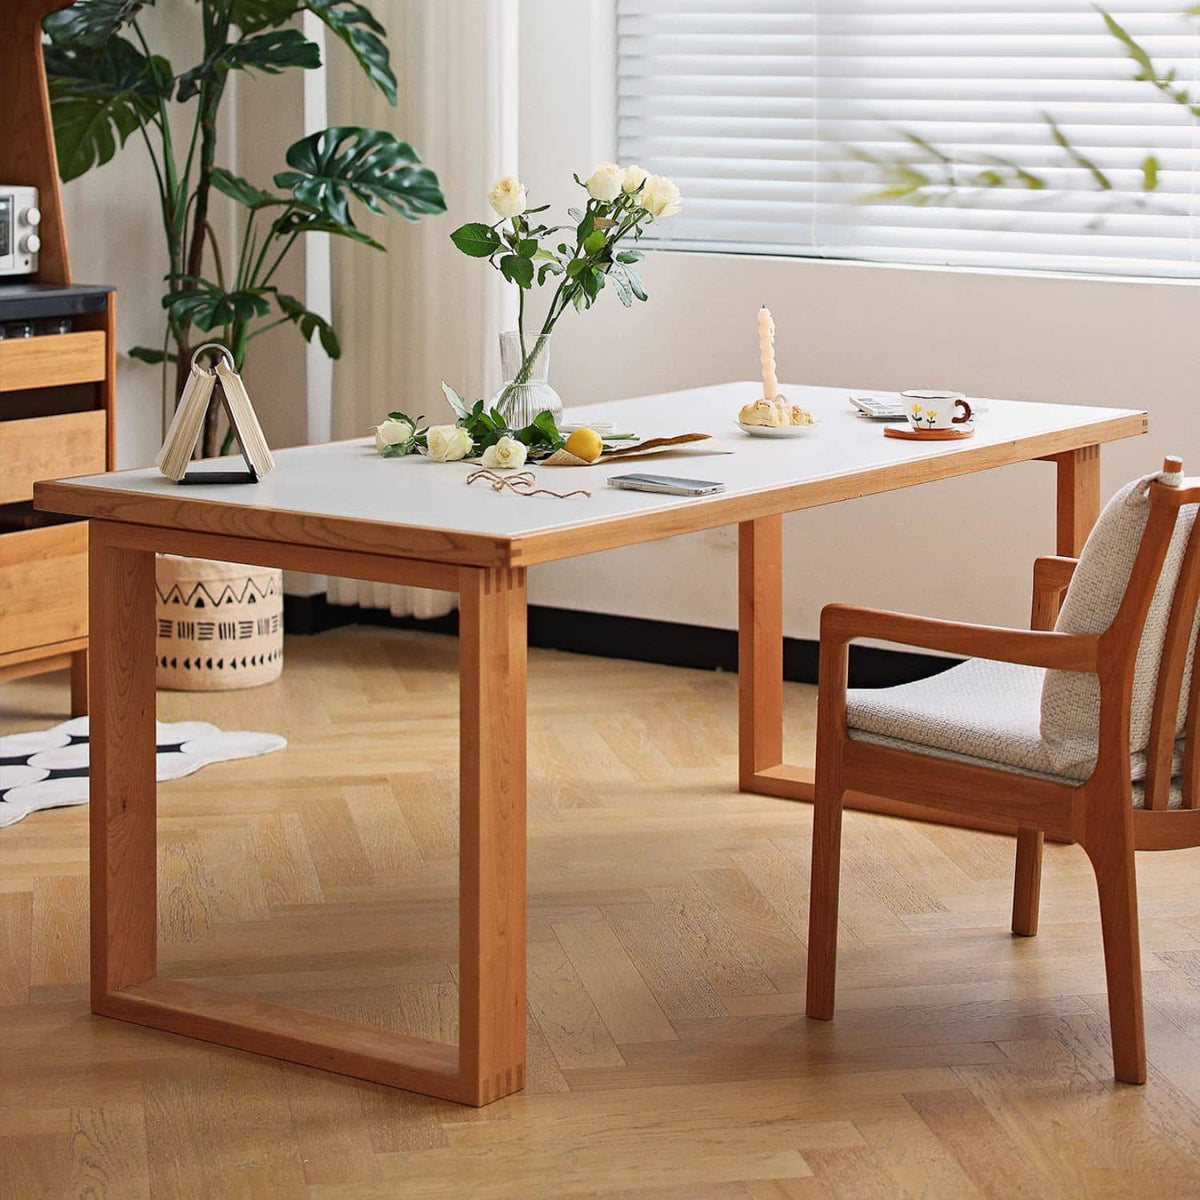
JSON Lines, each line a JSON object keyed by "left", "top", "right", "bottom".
{"left": 282, "top": 594, "right": 957, "bottom": 689}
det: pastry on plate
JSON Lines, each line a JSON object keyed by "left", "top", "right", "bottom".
{"left": 738, "top": 397, "right": 816, "bottom": 427}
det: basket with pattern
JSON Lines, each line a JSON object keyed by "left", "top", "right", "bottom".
{"left": 155, "top": 556, "right": 283, "bottom": 691}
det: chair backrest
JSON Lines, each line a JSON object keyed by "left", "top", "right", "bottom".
{"left": 1041, "top": 458, "right": 1200, "bottom": 803}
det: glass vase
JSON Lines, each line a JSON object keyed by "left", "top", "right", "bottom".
{"left": 489, "top": 331, "right": 563, "bottom": 429}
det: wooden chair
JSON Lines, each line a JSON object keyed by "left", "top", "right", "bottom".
{"left": 806, "top": 456, "right": 1200, "bottom": 1084}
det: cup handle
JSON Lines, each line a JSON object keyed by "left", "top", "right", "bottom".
{"left": 952, "top": 398, "right": 973, "bottom": 425}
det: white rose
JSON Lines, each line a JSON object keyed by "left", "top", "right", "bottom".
{"left": 638, "top": 173, "right": 682, "bottom": 219}
{"left": 622, "top": 163, "right": 649, "bottom": 194}
{"left": 480, "top": 435, "right": 528, "bottom": 471}
{"left": 487, "top": 175, "right": 527, "bottom": 219}
{"left": 374, "top": 416, "right": 413, "bottom": 452}
{"left": 585, "top": 162, "right": 625, "bottom": 202}
{"left": 426, "top": 424, "right": 474, "bottom": 462}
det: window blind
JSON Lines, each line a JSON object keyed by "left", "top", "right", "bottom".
{"left": 616, "top": 1, "right": 1200, "bottom": 277}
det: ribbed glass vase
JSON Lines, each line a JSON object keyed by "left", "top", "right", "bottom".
{"left": 488, "top": 331, "right": 563, "bottom": 428}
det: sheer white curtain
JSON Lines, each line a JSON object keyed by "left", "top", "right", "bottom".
{"left": 326, "top": 0, "right": 518, "bottom": 617}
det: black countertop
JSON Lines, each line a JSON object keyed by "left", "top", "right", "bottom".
{"left": 0, "top": 282, "right": 114, "bottom": 321}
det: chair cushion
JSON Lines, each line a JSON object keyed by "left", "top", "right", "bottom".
{"left": 1041, "top": 468, "right": 1198, "bottom": 779}
{"left": 847, "top": 656, "right": 1178, "bottom": 789}
{"left": 847, "top": 658, "right": 1062, "bottom": 778}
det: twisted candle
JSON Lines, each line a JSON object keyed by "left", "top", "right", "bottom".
{"left": 758, "top": 306, "right": 778, "bottom": 400}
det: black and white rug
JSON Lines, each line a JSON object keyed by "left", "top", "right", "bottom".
{"left": 0, "top": 718, "right": 286, "bottom": 828}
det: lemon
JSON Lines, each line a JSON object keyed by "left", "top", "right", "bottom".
{"left": 564, "top": 427, "right": 604, "bottom": 463}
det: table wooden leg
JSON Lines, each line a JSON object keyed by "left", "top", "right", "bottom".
{"left": 1053, "top": 444, "right": 1101, "bottom": 556}
{"left": 85, "top": 523, "right": 527, "bottom": 1106}
{"left": 458, "top": 565, "right": 528, "bottom": 1105}
{"left": 738, "top": 515, "right": 784, "bottom": 787}
{"left": 88, "top": 521, "right": 157, "bottom": 1007}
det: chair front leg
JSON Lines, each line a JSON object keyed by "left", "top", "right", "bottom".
{"left": 806, "top": 763, "right": 845, "bottom": 1020}
{"left": 1083, "top": 804, "right": 1146, "bottom": 1084}
{"left": 807, "top": 630, "right": 849, "bottom": 1021}
{"left": 1011, "top": 827, "right": 1044, "bottom": 937}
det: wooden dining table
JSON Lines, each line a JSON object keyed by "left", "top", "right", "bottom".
{"left": 34, "top": 380, "right": 1146, "bottom": 1106}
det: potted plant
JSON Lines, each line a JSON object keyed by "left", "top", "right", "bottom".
{"left": 42, "top": 0, "right": 446, "bottom": 690}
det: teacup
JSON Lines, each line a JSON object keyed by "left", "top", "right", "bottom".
{"left": 901, "top": 389, "right": 972, "bottom": 432}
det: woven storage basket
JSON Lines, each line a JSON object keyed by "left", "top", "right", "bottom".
{"left": 155, "top": 555, "right": 283, "bottom": 691}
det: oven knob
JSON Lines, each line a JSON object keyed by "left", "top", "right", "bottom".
{"left": 23, "top": 207, "right": 41, "bottom": 227}
{"left": 21, "top": 233, "right": 41, "bottom": 254}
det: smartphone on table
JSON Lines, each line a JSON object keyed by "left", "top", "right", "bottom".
{"left": 607, "top": 473, "right": 726, "bottom": 497}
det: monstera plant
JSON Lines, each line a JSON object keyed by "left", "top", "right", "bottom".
{"left": 42, "top": 0, "right": 445, "bottom": 455}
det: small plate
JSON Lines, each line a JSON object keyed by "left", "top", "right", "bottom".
{"left": 560, "top": 421, "right": 616, "bottom": 435}
{"left": 737, "top": 420, "right": 819, "bottom": 438}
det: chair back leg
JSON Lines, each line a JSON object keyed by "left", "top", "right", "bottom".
{"left": 806, "top": 770, "right": 846, "bottom": 1021}
{"left": 1012, "top": 828, "right": 1044, "bottom": 937}
{"left": 1083, "top": 807, "right": 1147, "bottom": 1084}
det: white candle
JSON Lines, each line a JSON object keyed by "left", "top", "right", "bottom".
{"left": 758, "top": 306, "right": 778, "bottom": 400}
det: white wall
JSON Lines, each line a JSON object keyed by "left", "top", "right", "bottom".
{"left": 519, "top": 0, "right": 1200, "bottom": 642}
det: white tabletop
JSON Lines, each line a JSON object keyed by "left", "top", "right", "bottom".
{"left": 38, "top": 382, "right": 1145, "bottom": 567}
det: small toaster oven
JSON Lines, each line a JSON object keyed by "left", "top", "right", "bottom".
{"left": 0, "top": 186, "right": 41, "bottom": 276}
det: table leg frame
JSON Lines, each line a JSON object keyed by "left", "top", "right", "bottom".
{"left": 738, "top": 446, "right": 1104, "bottom": 833}
{"left": 87, "top": 523, "right": 528, "bottom": 1107}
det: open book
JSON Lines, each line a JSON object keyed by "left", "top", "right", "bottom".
{"left": 155, "top": 360, "right": 275, "bottom": 483}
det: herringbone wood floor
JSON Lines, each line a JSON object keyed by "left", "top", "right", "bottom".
{"left": 4, "top": 627, "right": 1200, "bottom": 1199}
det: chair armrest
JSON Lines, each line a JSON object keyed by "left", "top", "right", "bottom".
{"left": 1031, "top": 556, "right": 1078, "bottom": 631}
{"left": 820, "top": 603, "right": 1099, "bottom": 672}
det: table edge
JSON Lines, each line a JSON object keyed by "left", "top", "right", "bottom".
{"left": 34, "top": 411, "right": 1147, "bottom": 569}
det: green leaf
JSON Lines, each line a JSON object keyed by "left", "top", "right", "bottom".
{"left": 299, "top": 0, "right": 396, "bottom": 104}
{"left": 517, "top": 238, "right": 538, "bottom": 257}
{"left": 451, "top": 222, "right": 501, "bottom": 257}
{"left": 43, "top": 0, "right": 152, "bottom": 48}
{"left": 584, "top": 228, "right": 606, "bottom": 255}
{"left": 537, "top": 261, "right": 564, "bottom": 285}
{"left": 441, "top": 381, "right": 471, "bottom": 420}
{"left": 275, "top": 127, "right": 446, "bottom": 226}
{"left": 616, "top": 249, "right": 643, "bottom": 263}
{"left": 271, "top": 206, "right": 385, "bottom": 250}
{"left": 229, "top": 0, "right": 301, "bottom": 33}
{"left": 1141, "top": 153, "right": 1160, "bottom": 191}
{"left": 565, "top": 258, "right": 587, "bottom": 278}
{"left": 129, "top": 345, "right": 176, "bottom": 364}
{"left": 609, "top": 264, "right": 633, "bottom": 307}
{"left": 44, "top": 37, "right": 172, "bottom": 182}
{"left": 624, "top": 267, "right": 648, "bottom": 302}
{"left": 177, "top": 28, "right": 321, "bottom": 102}
{"left": 211, "top": 168, "right": 283, "bottom": 210}
{"left": 274, "top": 291, "right": 340, "bottom": 357}
{"left": 499, "top": 254, "right": 534, "bottom": 288}
{"left": 162, "top": 279, "right": 272, "bottom": 331}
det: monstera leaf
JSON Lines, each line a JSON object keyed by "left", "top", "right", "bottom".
{"left": 270, "top": 207, "right": 385, "bottom": 250}
{"left": 45, "top": 37, "right": 173, "bottom": 181}
{"left": 210, "top": 168, "right": 285, "bottom": 210}
{"left": 274, "top": 292, "right": 340, "bottom": 357}
{"left": 274, "top": 127, "right": 446, "bottom": 227}
{"left": 176, "top": 28, "right": 321, "bottom": 102}
{"left": 300, "top": 1, "right": 396, "bottom": 104}
{"left": 163, "top": 279, "right": 272, "bottom": 332}
{"left": 43, "top": 0, "right": 153, "bottom": 48}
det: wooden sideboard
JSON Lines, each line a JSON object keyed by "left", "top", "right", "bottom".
{"left": 0, "top": 0, "right": 117, "bottom": 714}
{"left": 0, "top": 286, "right": 116, "bottom": 713}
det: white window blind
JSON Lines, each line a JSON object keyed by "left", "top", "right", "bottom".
{"left": 616, "top": 1, "right": 1200, "bottom": 277}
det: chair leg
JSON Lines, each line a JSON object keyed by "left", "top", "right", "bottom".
{"left": 806, "top": 771, "right": 845, "bottom": 1021}
{"left": 1011, "top": 827, "right": 1043, "bottom": 937}
{"left": 1084, "top": 826, "right": 1146, "bottom": 1085}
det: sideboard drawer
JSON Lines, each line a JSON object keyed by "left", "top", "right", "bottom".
{"left": 0, "top": 410, "right": 107, "bottom": 505}
{"left": 0, "top": 330, "right": 107, "bottom": 393}
{"left": 0, "top": 522, "right": 88, "bottom": 654}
